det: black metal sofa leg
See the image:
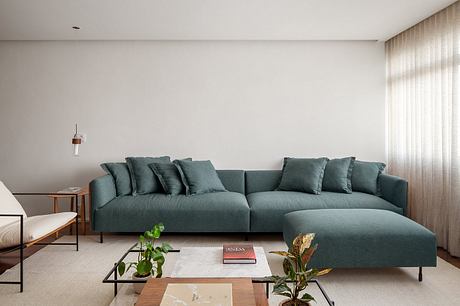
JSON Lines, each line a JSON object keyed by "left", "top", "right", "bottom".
{"left": 100, "top": 232, "right": 104, "bottom": 243}
{"left": 418, "top": 267, "right": 423, "bottom": 282}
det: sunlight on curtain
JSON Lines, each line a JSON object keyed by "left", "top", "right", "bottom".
{"left": 386, "top": 2, "right": 460, "bottom": 256}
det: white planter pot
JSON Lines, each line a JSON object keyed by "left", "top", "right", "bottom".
{"left": 132, "top": 273, "right": 152, "bottom": 294}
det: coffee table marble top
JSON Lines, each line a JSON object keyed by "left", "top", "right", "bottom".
{"left": 171, "top": 247, "right": 272, "bottom": 278}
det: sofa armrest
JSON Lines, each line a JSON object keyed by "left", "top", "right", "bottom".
{"left": 379, "top": 174, "right": 408, "bottom": 215}
{"left": 90, "top": 175, "right": 116, "bottom": 211}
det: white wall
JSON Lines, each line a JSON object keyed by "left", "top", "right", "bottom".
{"left": 0, "top": 40, "right": 385, "bottom": 215}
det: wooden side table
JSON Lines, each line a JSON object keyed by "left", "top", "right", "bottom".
{"left": 48, "top": 187, "right": 89, "bottom": 235}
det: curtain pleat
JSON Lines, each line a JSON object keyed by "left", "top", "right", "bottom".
{"left": 386, "top": 2, "right": 460, "bottom": 256}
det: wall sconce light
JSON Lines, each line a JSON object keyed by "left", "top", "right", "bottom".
{"left": 72, "top": 124, "right": 86, "bottom": 156}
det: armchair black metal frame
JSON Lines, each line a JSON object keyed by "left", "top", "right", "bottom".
{"left": 0, "top": 193, "right": 79, "bottom": 292}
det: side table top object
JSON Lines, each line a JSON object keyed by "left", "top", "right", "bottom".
{"left": 54, "top": 187, "right": 89, "bottom": 197}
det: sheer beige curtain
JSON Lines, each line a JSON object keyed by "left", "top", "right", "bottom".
{"left": 386, "top": 2, "right": 460, "bottom": 256}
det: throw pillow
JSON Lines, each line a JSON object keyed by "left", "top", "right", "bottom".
{"left": 322, "top": 157, "right": 356, "bottom": 193}
{"left": 277, "top": 157, "right": 328, "bottom": 194}
{"left": 125, "top": 156, "right": 171, "bottom": 195}
{"left": 100, "top": 162, "right": 132, "bottom": 196}
{"left": 174, "top": 160, "right": 227, "bottom": 196}
{"left": 149, "top": 158, "right": 192, "bottom": 196}
{"left": 352, "top": 160, "right": 386, "bottom": 195}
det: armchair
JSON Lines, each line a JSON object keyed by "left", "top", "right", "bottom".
{"left": 0, "top": 181, "right": 79, "bottom": 292}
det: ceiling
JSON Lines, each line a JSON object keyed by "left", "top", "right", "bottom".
{"left": 0, "top": 0, "right": 455, "bottom": 41}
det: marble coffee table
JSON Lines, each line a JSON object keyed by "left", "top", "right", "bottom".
{"left": 171, "top": 247, "right": 272, "bottom": 278}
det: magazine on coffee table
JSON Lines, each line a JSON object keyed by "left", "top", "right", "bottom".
{"left": 160, "top": 283, "right": 233, "bottom": 306}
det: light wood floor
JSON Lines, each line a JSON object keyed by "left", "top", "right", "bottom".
{"left": 1, "top": 223, "right": 459, "bottom": 274}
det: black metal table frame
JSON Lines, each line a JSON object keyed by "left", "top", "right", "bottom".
{"left": 103, "top": 243, "right": 335, "bottom": 305}
{"left": 0, "top": 193, "right": 79, "bottom": 292}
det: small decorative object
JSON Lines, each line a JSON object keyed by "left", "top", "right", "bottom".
{"left": 160, "top": 283, "right": 233, "bottom": 306}
{"left": 71, "top": 123, "right": 86, "bottom": 156}
{"left": 269, "top": 233, "right": 331, "bottom": 306}
{"left": 118, "top": 223, "right": 172, "bottom": 294}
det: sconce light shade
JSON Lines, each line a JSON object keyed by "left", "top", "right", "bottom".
{"left": 72, "top": 124, "right": 85, "bottom": 156}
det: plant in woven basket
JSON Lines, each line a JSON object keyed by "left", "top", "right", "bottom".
{"left": 118, "top": 223, "right": 172, "bottom": 278}
{"left": 269, "top": 233, "right": 331, "bottom": 306}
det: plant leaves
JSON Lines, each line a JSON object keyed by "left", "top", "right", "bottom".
{"left": 300, "top": 292, "right": 316, "bottom": 303}
{"left": 292, "top": 233, "right": 315, "bottom": 256}
{"left": 152, "top": 251, "right": 164, "bottom": 262}
{"left": 118, "top": 262, "right": 126, "bottom": 276}
{"left": 317, "top": 268, "right": 332, "bottom": 276}
{"left": 273, "top": 282, "right": 292, "bottom": 297}
{"left": 138, "top": 235, "right": 145, "bottom": 243}
{"left": 161, "top": 242, "right": 173, "bottom": 253}
{"left": 153, "top": 227, "right": 161, "bottom": 239}
{"left": 269, "top": 251, "right": 292, "bottom": 257}
{"left": 283, "top": 256, "right": 297, "bottom": 280}
{"left": 300, "top": 244, "right": 316, "bottom": 267}
{"left": 144, "top": 230, "right": 154, "bottom": 240}
{"left": 137, "top": 260, "right": 153, "bottom": 277}
{"left": 156, "top": 261, "right": 163, "bottom": 278}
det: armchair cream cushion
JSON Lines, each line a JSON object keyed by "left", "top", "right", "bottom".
{"left": 0, "top": 212, "right": 76, "bottom": 249}
{"left": 0, "top": 181, "right": 77, "bottom": 249}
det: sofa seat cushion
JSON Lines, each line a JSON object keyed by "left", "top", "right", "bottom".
{"left": 94, "top": 192, "right": 249, "bottom": 232}
{"left": 248, "top": 191, "right": 403, "bottom": 232}
{"left": 283, "top": 209, "right": 437, "bottom": 268}
{"left": 0, "top": 212, "right": 76, "bottom": 249}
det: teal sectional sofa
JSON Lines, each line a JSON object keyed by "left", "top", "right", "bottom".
{"left": 90, "top": 169, "right": 408, "bottom": 233}
{"left": 91, "top": 166, "right": 438, "bottom": 277}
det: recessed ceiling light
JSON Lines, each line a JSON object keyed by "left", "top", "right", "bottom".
{"left": 72, "top": 26, "right": 80, "bottom": 30}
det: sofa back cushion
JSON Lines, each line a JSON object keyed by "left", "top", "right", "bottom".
{"left": 100, "top": 162, "right": 132, "bottom": 196}
{"left": 245, "top": 170, "right": 282, "bottom": 194}
{"left": 352, "top": 160, "right": 386, "bottom": 195}
{"left": 322, "top": 157, "right": 355, "bottom": 193}
{"left": 149, "top": 162, "right": 185, "bottom": 195}
{"left": 149, "top": 158, "right": 192, "bottom": 196}
{"left": 174, "top": 160, "right": 227, "bottom": 195}
{"left": 216, "top": 170, "right": 245, "bottom": 194}
{"left": 126, "top": 156, "right": 171, "bottom": 195}
{"left": 277, "top": 157, "right": 328, "bottom": 194}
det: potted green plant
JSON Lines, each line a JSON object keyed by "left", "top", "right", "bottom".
{"left": 269, "top": 233, "right": 331, "bottom": 306}
{"left": 118, "top": 223, "right": 172, "bottom": 294}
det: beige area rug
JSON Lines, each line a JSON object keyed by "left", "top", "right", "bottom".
{"left": 0, "top": 235, "right": 459, "bottom": 306}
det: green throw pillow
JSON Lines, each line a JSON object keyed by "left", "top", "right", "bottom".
{"left": 126, "top": 156, "right": 171, "bottom": 195}
{"left": 149, "top": 158, "right": 192, "bottom": 196}
{"left": 277, "top": 157, "right": 328, "bottom": 194}
{"left": 352, "top": 160, "right": 386, "bottom": 195}
{"left": 100, "top": 162, "right": 132, "bottom": 196}
{"left": 174, "top": 160, "right": 227, "bottom": 196}
{"left": 322, "top": 157, "right": 355, "bottom": 193}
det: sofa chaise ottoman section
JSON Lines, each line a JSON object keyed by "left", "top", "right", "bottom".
{"left": 283, "top": 209, "right": 437, "bottom": 280}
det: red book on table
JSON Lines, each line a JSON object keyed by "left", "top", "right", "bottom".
{"left": 223, "top": 244, "right": 257, "bottom": 264}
